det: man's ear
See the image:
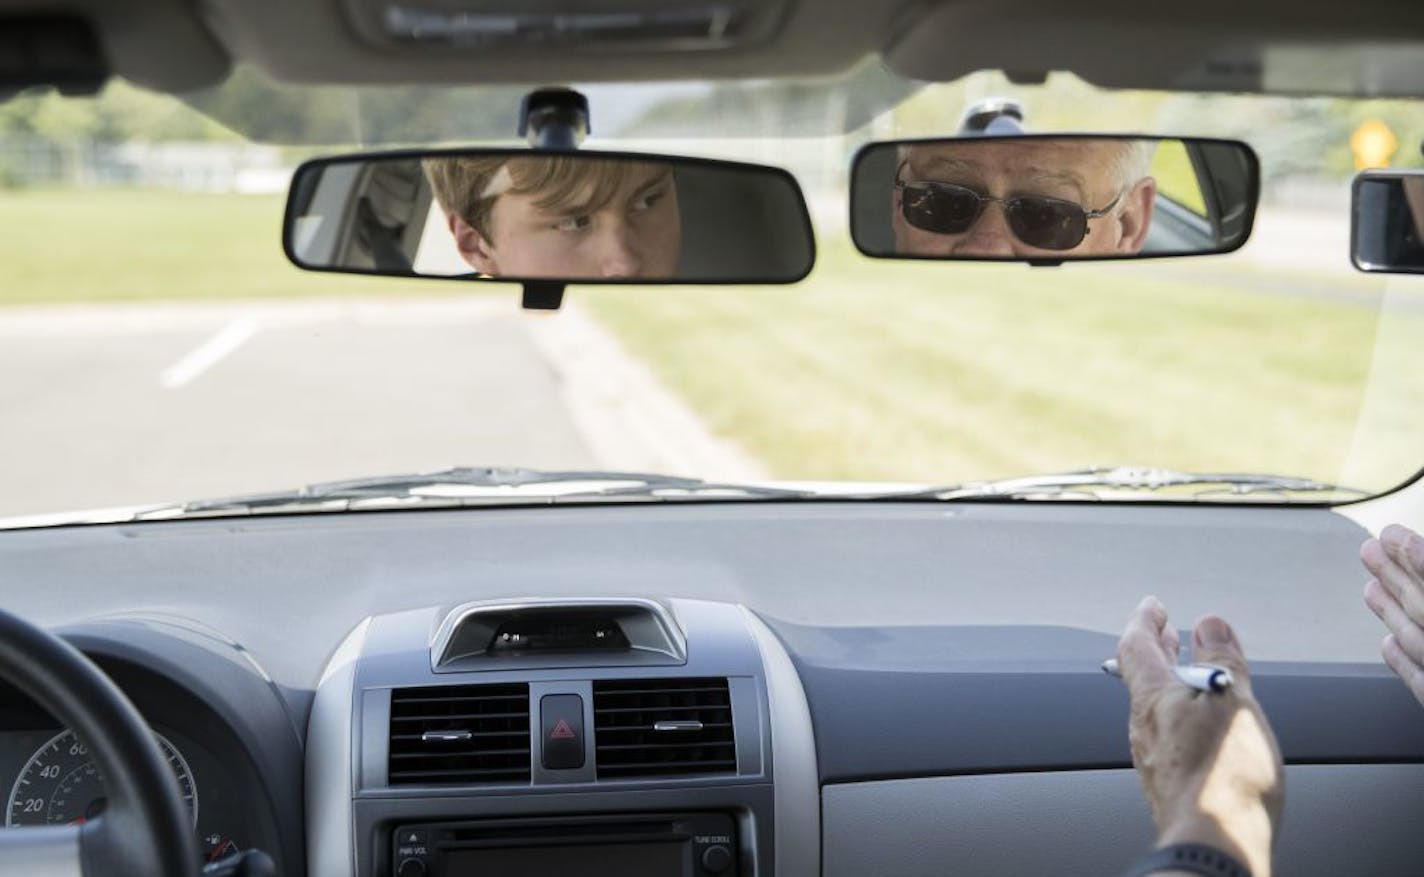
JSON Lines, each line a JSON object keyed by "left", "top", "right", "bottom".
{"left": 1115, "top": 177, "right": 1156, "bottom": 255}
{"left": 447, "top": 213, "right": 499, "bottom": 275}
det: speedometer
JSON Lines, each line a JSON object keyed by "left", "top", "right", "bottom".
{"left": 5, "top": 730, "right": 197, "bottom": 828}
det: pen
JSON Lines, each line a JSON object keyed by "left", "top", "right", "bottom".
{"left": 1100, "top": 658, "right": 1233, "bottom": 693}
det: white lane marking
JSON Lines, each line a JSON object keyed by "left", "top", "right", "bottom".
{"left": 159, "top": 317, "right": 260, "bottom": 389}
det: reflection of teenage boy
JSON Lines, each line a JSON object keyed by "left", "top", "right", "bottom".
{"left": 423, "top": 156, "right": 681, "bottom": 279}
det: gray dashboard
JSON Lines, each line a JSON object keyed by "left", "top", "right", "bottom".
{"left": 0, "top": 499, "right": 1419, "bottom": 876}
{"left": 0, "top": 501, "right": 1390, "bottom": 688}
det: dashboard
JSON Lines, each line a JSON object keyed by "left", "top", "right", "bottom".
{"left": 2, "top": 500, "right": 1424, "bottom": 875}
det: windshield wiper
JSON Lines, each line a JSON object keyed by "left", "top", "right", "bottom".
{"left": 19, "top": 464, "right": 1370, "bottom": 529}
{"left": 169, "top": 467, "right": 815, "bottom": 516}
{"left": 871, "top": 466, "right": 1371, "bottom": 502}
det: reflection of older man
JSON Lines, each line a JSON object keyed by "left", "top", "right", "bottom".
{"left": 892, "top": 138, "right": 1157, "bottom": 257}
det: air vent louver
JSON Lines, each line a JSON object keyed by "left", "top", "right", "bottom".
{"left": 593, "top": 677, "right": 736, "bottom": 779}
{"left": 388, "top": 683, "right": 531, "bottom": 785}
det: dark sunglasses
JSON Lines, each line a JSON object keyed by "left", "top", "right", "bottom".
{"left": 894, "top": 176, "right": 1122, "bottom": 251}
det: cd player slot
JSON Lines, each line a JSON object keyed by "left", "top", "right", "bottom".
{"left": 393, "top": 812, "right": 738, "bottom": 877}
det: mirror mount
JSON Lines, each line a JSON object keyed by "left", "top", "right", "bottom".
{"left": 521, "top": 281, "right": 566, "bottom": 311}
{"left": 513, "top": 88, "right": 589, "bottom": 310}
{"left": 958, "top": 98, "right": 1026, "bottom": 136}
{"left": 518, "top": 87, "right": 590, "bottom": 151}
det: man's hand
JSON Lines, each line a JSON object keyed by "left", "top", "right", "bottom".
{"left": 1117, "top": 597, "right": 1284, "bottom": 877}
{"left": 1361, "top": 524, "right": 1424, "bottom": 707}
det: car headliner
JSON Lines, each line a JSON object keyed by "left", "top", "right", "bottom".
{"left": 4, "top": 0, "right": 1424, "bottom": 99}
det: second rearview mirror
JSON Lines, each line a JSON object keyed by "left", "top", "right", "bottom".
{"left": 850, "top": 135, "right": 1259, "bottom": 263}
{"left": 1352, "top": 170, "right": 1424, "bottom": 274}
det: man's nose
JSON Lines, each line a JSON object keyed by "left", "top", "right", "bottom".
{"left": 596, "top": 221, "right": 643, "bottom": 278}
{"left": 957, "top": 203, "right": 1017, "bottom": 257}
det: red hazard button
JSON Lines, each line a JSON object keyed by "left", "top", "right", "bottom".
{"left": 540, "top": 694, "right": 585, "bottom": 770}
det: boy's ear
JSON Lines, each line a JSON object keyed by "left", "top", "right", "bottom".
{"left": 448, "top": 213, "right": 499, "bottom": 275}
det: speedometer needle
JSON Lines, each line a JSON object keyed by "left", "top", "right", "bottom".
{"left": 67, "top": 817, "right": 86, "bottom": 826}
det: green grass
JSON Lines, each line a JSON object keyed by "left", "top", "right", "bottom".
{"left": 0, "top": 188, "right": 457, "bottom": 305}
{"left": 583, "top": 244, "right": 1424, "bottom": 494}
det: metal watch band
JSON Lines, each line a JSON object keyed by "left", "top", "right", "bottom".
{"left": 1121, "top": 843, "right": 1253, "bottom": 877}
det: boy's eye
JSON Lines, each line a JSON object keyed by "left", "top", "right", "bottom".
{"left": 553, "top": 215, "right": 591, "bottom": 232}
{"left": 631, "top": 188, "right": 666, "bottom": 213}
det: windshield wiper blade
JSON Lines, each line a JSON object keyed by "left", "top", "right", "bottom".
{"left": 875, "top": 466, "right": 1371, "bottom": 502}
{"left": 174, "top": 467, "right": 812, "bottom": 515}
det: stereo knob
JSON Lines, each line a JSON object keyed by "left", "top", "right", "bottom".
{"left": 701, "top": 845, "right": 733, "bottom": 874}
{"left": 397, "top": 858, "right": 427, "bottom": 877}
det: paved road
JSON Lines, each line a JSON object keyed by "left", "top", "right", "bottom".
{"left": 0, "top": 297, "right": 604, "bottom": 518}
{"left": 0, "top": 295, "right": 765, "bottom": 520}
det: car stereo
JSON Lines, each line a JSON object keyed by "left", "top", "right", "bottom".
{"left": 392, "top": 812, "right": 738, "bottom": 877}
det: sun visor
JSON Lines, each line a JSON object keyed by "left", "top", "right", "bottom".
{"left": 0, "top": 0, "right": 228, "bottom": 94}
{"left": 883, "top": 0, "right": 1424, "bottom": 98}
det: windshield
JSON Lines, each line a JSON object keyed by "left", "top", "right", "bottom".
{"left": 2, "top": 64, "right": 1422, "bottom": 520}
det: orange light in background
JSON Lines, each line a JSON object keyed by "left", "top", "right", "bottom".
{"left": 1351, "top": 120, "right": 1399, "bottom": 170}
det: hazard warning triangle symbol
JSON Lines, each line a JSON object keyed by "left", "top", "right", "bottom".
{"left": 550, "top": 718, "right": 577, "bottom": 740}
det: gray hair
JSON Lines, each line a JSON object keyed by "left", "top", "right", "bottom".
{"left": 894, "top": 137, "right": 1157, "bottom": 194}
{"left": 1112, "top": 140, "right": 1157, "bottom": 191}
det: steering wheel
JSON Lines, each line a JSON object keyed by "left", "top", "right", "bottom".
{"left": 0, "top": 607, "right": 196, "bottom": 876}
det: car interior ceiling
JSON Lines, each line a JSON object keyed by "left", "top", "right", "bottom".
{"left": 1, "top": 0, "right": 1422, "bottom": 96}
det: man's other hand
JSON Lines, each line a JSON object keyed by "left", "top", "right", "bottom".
{"left": 1117, "top": 596, "right": 1284, "bottom": 877}
{"left": 1362, "top": 524, "right": 1424, "bottom": 707}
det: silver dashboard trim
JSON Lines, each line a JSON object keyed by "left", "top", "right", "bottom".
{"left": 0, "top": 825, "right": 82, "bottom": 876}
{"left": 739, "top": 605, "right": 820, "bottom": 877}
{"left": 420, "top": 729, "right": 473, "bottom": 743}
{"left": 653, "top": 720, "right": 705, "bottom": 732}
{"left": 308, "top": 616, "right": 371, "bottom": 877}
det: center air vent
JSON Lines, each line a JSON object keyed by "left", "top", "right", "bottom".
{"left": 593, "top": 678, "right": 736, "bottom": 779}
{"left": 388, "top": 683, "right": 531, "bottom": 785}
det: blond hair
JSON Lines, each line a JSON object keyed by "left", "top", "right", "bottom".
{"left": 422, "top": 155, "right": 639, "bottom": 237}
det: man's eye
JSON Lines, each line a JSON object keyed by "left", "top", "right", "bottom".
{"left": 553, "top": 215, "right": 591, "bottom": 232}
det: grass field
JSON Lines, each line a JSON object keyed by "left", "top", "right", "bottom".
{"left": 5, "top": 187, "right": 1423, "bottom": 495}
{"left": 0, "top": 188, "right": 452, "bottom": 305}
{"left": 583, "top": 245, "right": 1424, "bottom": 494}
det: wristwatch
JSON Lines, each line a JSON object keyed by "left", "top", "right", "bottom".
{"left": 1121, "top": 843, "right": 1253, "bottom": 877}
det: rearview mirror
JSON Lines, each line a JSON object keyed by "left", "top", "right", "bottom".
{"left": 1352, "top": 170, "right": 1424, "bottom": 274}
{"left": 850, "top": 135, "right": 1258, "bottom": 264}
{"left": 283, "top": 149, "right": 815, "bottom": 284}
